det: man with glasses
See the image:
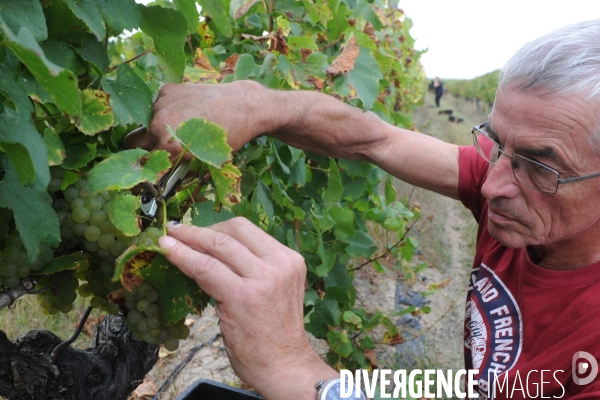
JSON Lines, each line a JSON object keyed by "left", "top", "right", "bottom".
{"left": 129, "top": 20, "right": 600, "bottom": 400}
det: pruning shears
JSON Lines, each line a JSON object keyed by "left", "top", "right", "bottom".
{"left": 140, "top": 162, "right": 190, "bottom": 228}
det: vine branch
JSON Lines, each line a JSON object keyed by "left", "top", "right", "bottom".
{"left": 349, "top": 215, "right": 420, "bottom": 272}
{"left": 0, "top": 278, "right": 37, "bottom": 311}
{"left": 106, "top": 47, "right": 154, "bottom": 73}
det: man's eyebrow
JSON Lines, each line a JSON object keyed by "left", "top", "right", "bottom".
{"left": 486, "top": 121, "right": 566, "bottom": 167}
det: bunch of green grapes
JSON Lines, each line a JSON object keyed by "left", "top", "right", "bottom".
{"left": 0, "top": 209, "right": 54, "bottom": 289}
{"left": 124, "top": 281, "right": 190, "bottom": 351}
{"left": 35, "top": 271, "right": 79, "bottom": 315}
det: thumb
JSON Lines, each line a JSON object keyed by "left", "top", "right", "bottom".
{"left": 124, "top": 126, "right": 156, "bottom": 151}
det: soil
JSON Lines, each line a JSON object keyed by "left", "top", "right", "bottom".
{"left": 133, "top": 93, "right": 489, "bottom": 399}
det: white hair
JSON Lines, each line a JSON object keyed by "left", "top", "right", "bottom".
{"left": 498, "top": 20, "right": 600, "bottom": 152}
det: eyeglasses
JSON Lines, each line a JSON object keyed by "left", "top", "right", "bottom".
{"left": 471, "top": 124, "right": 600, "bottom": 194}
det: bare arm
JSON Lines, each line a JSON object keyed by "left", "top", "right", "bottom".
{"left": 126, "top": 80, "right": 460, "bottom": 199}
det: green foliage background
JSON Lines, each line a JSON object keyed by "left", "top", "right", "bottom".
{"left": 444, "top": 69, "right": 499, "bottom": 106}
{"left": 0, "top": 0, "right": 427, "bottom": 373}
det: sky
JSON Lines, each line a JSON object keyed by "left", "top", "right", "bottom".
{"left": 399, "top": 0, "right": 600, "bottom": 79}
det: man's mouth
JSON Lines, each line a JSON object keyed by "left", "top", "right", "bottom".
{"left": 488, "top": 206, "right": 518, "bottom": 223}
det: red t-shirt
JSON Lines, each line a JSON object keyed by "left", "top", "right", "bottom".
{"left": 458, "top": 146, "right": 600, "bottom": 400}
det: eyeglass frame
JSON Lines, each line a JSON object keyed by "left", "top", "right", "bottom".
{"left": 471, "top": 123, "right": 600, "bottom": 194}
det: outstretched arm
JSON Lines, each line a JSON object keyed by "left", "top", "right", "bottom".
{"left": 125, "top": 80, "right": 460, "bottom": 199}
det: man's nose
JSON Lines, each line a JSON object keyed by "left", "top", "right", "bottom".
{"left": 481, "top": 153, "right": 520, "bottom": 200}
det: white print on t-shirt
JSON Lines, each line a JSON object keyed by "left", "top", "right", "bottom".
{"left": 465, "top": 264, "right": 524, "bottom": 399}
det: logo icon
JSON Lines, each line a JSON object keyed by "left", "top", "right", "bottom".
{"left": 572, "top": 351, "right": 598, "bottom": 385}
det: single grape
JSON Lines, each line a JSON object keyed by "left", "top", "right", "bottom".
{"left": 60, "top": 226, "right": 75, "bottom": 239}
{"left": 89, "top": 210, "right": 107, "bottom": 227}
{"left": 146, "top": 288, "right": 159, "bottom": 303}
{"left": 110, "top": 241, "right": 125, "bottom": 257}
{"left": 97, "top": 248, "right": 112, "bottom": 258}
{"left": 78, "top": 283, "right": 93, "bottom": 297}
{"left": 48, "top": 178, "right": 62, "bottom": 193}
{"left": 137, "top": 282, "right": 152, "bottom": 295}
{"left": 145, "top": 227, "right": 162, "bottom": 243}
{"left": 59, "top": 303, "right": 73, "bottom": 313}
{"left": 147, "top": 315, "right": 163, "bottom": 329}
{"left": 2, "top": 246, "right": 20, "bottom": 263}
{"left": 73, "top": 179, "right": 88, "bottom": 190}
{"left": 99, "top": 220, "right": 113, "bottom": 234}
{"left": 16, "top": 266, "right": 30, "bottom": 279}
{"left": 128, "top": 309, "right": 144, "bottom": 324}
{"left": 97, "top": 234, "right": 115, "bottom": 250}
{"left": 85, "top": 198, "right": 103, "bottom": 212}
{"left": 63, "top": 214, "right": 75, "bottom": 228}
{"left": 15, "top": 251, "right": 28, "bottom": 268}
{"left": 138, "top": 238, "right": 154, "bottom": 247}
{"left": 137, "top": 299, "right": 150, "bottom": 312}
{"left": 84, "top": 225, "right": 102, "bottom": 242}
{"left": 144, "top": 303, "right": 159, "bottom": 317}
{"left": 106, "top": 303, "right": 120, "bottom": 315}
{"left": 0, "top": 263, "right": 17, "bottom": 278}
{"left": 72, "top": 207, "right": 90, "bottom": 224}
{"left": 40, "top": 243, "right": 54, "bottom": 263}
{"left": 70, "top": 198, "right": 85, "bottom": 211}
{"left": 163, "top": 337, "right": 179, "bottom": 351}
{"left": 90, "top": 297, "right": 103, "bottom": 308}
{"left": 63, "top": 188, "right": 79, "bottom": 203}
{"left": 137, "top": 318, "right": 150, "bottom": 333}
{"left": 6, "top": 232, "right": 23, "bottom": 249}
{"left": 84, "top": 240, "right": 99, "bottom": 253}
{"left": 73, "top": 222, "right": 89, "bottom": 237}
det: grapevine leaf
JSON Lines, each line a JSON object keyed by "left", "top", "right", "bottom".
{"left": 323, "top": 158, "right": 343, "bottom": 208}
{"left": 305, "top": 299, "right": 342, "bottom": 339}
{"left": 197, "top": 0, "right": 233, "bottom": 37}
{"left": 138, "top": 4, "right": 188, "bottom": 83}
{"left": 342, "top": 310, "right": 362, "bottom": 328}
{"left": 61, "top": 141, "right": 97, "bottom": 170}
{"left": 39, "top": 38, "right": 85, "bottom": 75}
{"left": 326, "top": 0, "right": 348, "bottom": 42}
{"left": 107, "top": 193, "right": 142, "bottom": 237}
{"left": 174, "top": 0, "right": 200, "bottom": 34}
{"left": 139, "top": 253, "right": 210, "bottom": 324}
{"left": 207, "top": 162, "right": 242, "bottom": 207}
{"left": 87, "top": 149, "right": 172, "bottom": 194}
{"left": 45, "top": 0, "right": 90, "bottom": 42}
{"left": 0, "top": 0, "right": 47, "bottom": 42}
{"left": 63, "top": 0, "right": 106, "bottom": 41}
{"left": 114, "top": 246, "right": 161, "bottom": 287}
{"left": 255, "top": 180, "right": 274, "bottom": 224}
{"left": 75, "top": 89, "right": 115, "bottom": 135}
{"left": 233, "top": 54, "right": 259, "bottom": 80}
{"left": 37, "top": 252, "right": 87, "bottom": 275}
{"left": 342, "top": 230, "right": 377, "bottom": 257}
{"left": 327, "top": 330, "right": 353, "bottom": 358}
{"left": 384, "top": 175, "right": 396, "bottom": 204}
{"left": 0, "top": 19, "right": 82, "bottom": 117}
{"left": 230, "top": 0, "right": 259, "bottom": 19}
{"left": 0, "top": 79, "right": 50, "bottom": 190}
{"left": 191, "top": 201, "right": 234, "bottom": 227}
{"left": 0, "top": 160, "right": 60, "bottom": 262}
{"left": 75, "top": 34, "right": 109, "bottom": 76}
{"left": 43, "top": 127, "right": 66, "bottom": 166}
{"left": 167, "top": 118, "right": 232, "bottom": 167}
{"left": 102, "top": 64, "right": 153, "bottom": 127}
{"left": 94, "top": 0, "right": 141, "bottom": 37}
{"left": 346, "top": 47, "right": 382, "bottom": 110}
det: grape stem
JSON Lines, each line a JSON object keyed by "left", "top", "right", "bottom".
{"left": 50, "top": 306, "right": 94, "bottom": 362}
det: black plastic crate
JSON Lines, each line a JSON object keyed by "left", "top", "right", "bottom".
{"left": 177, "top": 379, "right": 263, "bottom": 400}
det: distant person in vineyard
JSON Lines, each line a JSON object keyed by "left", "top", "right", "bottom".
{"left": 128, "top": 19, "right": 600, "bottom": 400}
{"left": 431, "top": 76, "right": 444, "bottom": 107}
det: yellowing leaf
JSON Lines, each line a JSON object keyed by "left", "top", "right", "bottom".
{"left": 74, "top": 89, "right": 114, "bottom": 135}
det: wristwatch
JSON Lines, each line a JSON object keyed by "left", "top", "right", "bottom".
{"left": 316, "top": 378, "right": 367, "bottom": 400}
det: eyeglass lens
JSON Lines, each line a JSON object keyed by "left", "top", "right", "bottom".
{"left": 472, "top": 126, "right": 559, "bottom": 193}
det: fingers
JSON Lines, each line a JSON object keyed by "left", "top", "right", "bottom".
{"left": 158, "top": 234, "right": 242, "bottom": 302}
{"left": 164, "top": 222, "right": 261, "bottom": 278}
{"left": 207, "top": 217, "right": 302, "bottom": 264}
